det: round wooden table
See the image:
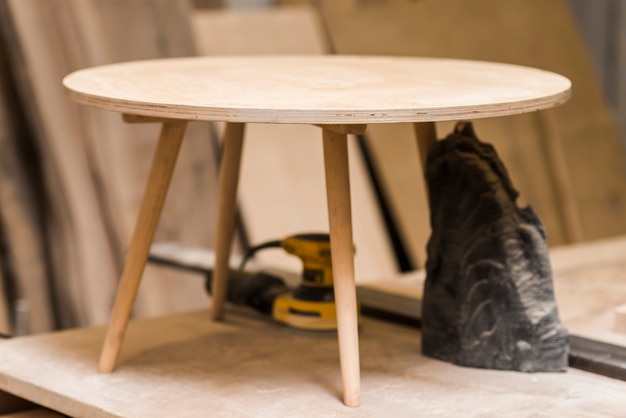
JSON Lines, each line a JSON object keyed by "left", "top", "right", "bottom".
{"left": 63, "top": 55, "right": 571, "bottom": 407}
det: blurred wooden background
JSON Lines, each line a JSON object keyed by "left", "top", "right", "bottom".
{"left": 568, "top": 0, "right": 626, "bottom": 150}
{"left": 1, "top": 0, "right": 625, "bottom": 336}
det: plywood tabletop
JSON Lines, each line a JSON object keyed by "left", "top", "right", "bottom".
{"left": 63, "top": 55, "right": 571, "bottom": 124}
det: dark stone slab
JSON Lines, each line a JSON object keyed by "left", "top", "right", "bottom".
{"left": 421, "top": 122, "right": 569, "bottom": 372}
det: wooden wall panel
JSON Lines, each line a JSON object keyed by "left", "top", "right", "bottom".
{"left": 193, "top": 5, "right": 327, "bottom": 54}
{"left": 0, "top": 34, "right": 54, "bottom": 333}
{"left": 0, "top": 267, "right": 10, "bottom": 335}
{"left": 0, "top": 0, "right": 219, "bottom": 327}
{"left": 568, "top": 0, "right": 626, "bottom": 149}
{"left": 319, "top": 0, "right": 626, "bottom": 267}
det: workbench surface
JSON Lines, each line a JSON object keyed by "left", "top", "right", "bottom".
{"left": 1, "top": 308, "right": 625, "bottom": 417}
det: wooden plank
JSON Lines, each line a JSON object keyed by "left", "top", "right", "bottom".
{"left": 0, "top": 391, "right": 37, "bottom": 416}
{"left": 320, "top": 0, "right": 626, "bottom": 257}
{"left": 0, "top": 0, "right": 220, "bottom": 326}
{"left": 64, "top": 56, "right": 570, "bottom": 124}
{"left": 1, "top": 310, "right": 625, "bottom": 417}
{"left": 67, "top": 0, "right": 220, "bottom": 320}
{"left": 0, "top": 26, "right": 54, "bottom": 333}
{"left": 0, "top": 0, "right": 117, "bottom": 327}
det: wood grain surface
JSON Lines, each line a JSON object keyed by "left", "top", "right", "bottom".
{"left": 0, "top": 4, "right": 58, "bottom": 333}
{"left": 0, "top": 309, "right": 625, "bottom": 417}
{"left": 63, "top": 55, "right": 571, "bottom": 124}
{"left": 322, "top": 127, "right": 360, "bottom": 406}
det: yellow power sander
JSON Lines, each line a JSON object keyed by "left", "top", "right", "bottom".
{"left": 204, "top": 233, "right": 351, "bottom": 331}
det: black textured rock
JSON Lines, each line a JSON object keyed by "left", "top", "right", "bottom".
{"left": 421, "top": 122, "right": 569, "bottom": 372}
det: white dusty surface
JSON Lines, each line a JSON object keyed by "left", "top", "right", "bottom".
{"left": 1, "top": 309, "right": 625, "bottom": 417}
{"left": 550, "top": 236, "right": 626, "bottom": 347}
{"left": 63, "top": 55, "right": 571, "bottom": 124}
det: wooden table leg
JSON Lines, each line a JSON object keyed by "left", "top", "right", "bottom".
{"left": 413, "top": 122, "right": 437, "bottom": 270}
{"left": 211, "top": 123, "right": 246, "bottom": 320}
{"left": 414, "top": 121, "right": 438, "bottom": 173}
{"left": 322, "top": 126, "right": 361, "bottom": 407}
{"left": 99, "top": 121, "right": 187, "bottom": 373}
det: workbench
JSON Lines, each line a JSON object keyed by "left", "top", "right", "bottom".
{"left": 1, "top": 309, "right": 625, "bottom": 417}
{"left": 1, "top": 237, "right": 626, "bottom": 416}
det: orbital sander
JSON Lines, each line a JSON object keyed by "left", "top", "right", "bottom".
{"left": 205, "top": 233, "right": 353, "bottom": 331}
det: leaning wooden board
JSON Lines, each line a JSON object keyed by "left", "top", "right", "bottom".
{"left": 0, "top": 23, "right": 53, "bottom": 333}
{"left": 0, "top": 0, "right": 219, "bottom": 327}
{"left": 0, "top": 309, "right": 625, "bottom": 417}
{"left": 319, "top": 0, "right": 626, "bottom": 265}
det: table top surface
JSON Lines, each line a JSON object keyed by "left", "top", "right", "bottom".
{"left": 63, "top": 55, "right": 571, "bottom": 124}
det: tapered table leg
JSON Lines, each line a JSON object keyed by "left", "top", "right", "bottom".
{"left": 322, "top": 127, "right": 361, "bottom": 407}
{"left": 413, "top": 122, "right": 437, "bottom": 270}
{"left": 211, "top": 123, "right": 246, "bottom": 320}
{"left": 99, "top": 121, "right": 187, "bottom": 373}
